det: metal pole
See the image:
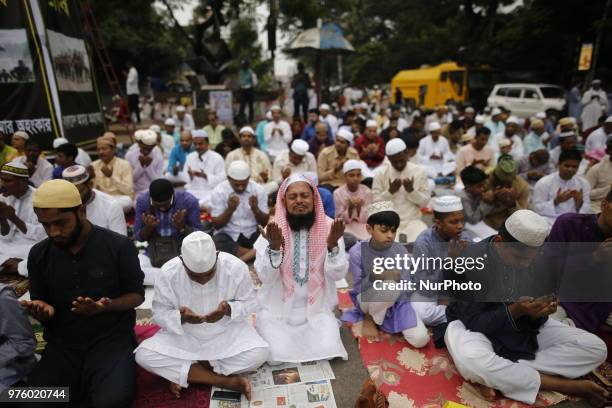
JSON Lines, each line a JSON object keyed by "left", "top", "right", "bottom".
{"left": 587, "top": 0, "right": 611, "bottom": 83}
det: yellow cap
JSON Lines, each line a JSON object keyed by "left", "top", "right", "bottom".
{"left": 33, "top": 179, "right": 82, "bottom": 208}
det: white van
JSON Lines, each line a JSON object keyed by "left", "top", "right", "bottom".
{"left": 487, "top": 84, "right": 566, "bottom": 119}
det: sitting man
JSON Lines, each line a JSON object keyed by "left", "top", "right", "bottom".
{"left": 417, "top": 122, "right": 455, "bottom": 178}
{"left": 458, "top": 166, "right": 497, "bottom": 238}
{"left": 264, "top": 105, "right": 292, "bottom": 160}
{"left": 0, "top": 161, "right": 46, "bottom": 277}
{"left": 341, "top": 201, "right": 429, "bottom": 347}
{"left": 550, "top": 131, "right": 589, "bottom": 176}
{"left": 317, "top": 128, "right": 359, "bottom": 192}
{"left": 62, "top": 165, "right": 127, "bottom": 235}
{"left": 185, "top": 129, "right": 226, "bottom": 209}
{"left": 15, "top": 140, "right": 53, "bottom": 187}
{"left": 162, "top": 118, "right": 180, "bottom": 144}
{"left": 211, "top": 161, "right": 269, "bottom": 263}
{"left": 225, "top": 126, "right": 278, "bottom": 194}
{"left": 53, "top": 137, "right": 92, "bottom": 167}
{"left": 308, "top": 122, "right": 334, "bottom": 158}
{"left": 585, "top": 135, "right": 612, "bottom": 212}
{"left": 272, "top": 139, "right": 317, "bottom": 185}
{"left": 254, "top": 174, "right": 348, "bottom": 363}
{"left": 135, "top": 179, "right": 202, "bottom": 285}
{"left": 0, "top": 131, "right": 17, "bottom": 167}
{"left": 492, "top": 116, "right": 524, "bottom": 161}
{"left": 92, "top": 135, "right": 134, "bottom": 212}
{"left": 126, "top": 129, "right": 164, "bottom": 196}
{"left": 355, "top": 120, "right": 385, "bottom": 168}
{"left": 372, "top": 138, "right": 430, "bottom": 243}
{"left": 135, "top": 232, "right": 268, "bottom": 400}
{"left": 22, "top": 179, "right": 145, "bottom": 407}
{"left": 517, "top": 149, "right": 555, "bottom": 188}
{"left": 533, "top": 149, "right": 591, "bottom": 225}
{"left": 444, "top": 210, "right": 608, "bottom": 405}
{"left": 165, "top": 130, "right": 193, "bottom": 185}
{"left": 52, "top": 142, "right": 78, "bottom": 179}
{"left": 523, "top": 119, "right": 549, "bottom": 154}
{"left": 333, "top": 160, "right": 373, "bottom": 248}
{"left": 455, "top": 127, "right": 494, "bottom": 176}
{"left": 484, "top": 155, "right": 530, "bottom": 230}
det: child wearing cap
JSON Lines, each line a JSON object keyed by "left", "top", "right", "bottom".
{"left": 458, "top": 166, "right": 495, "bottom": 226}
{"left": 341, "top": 201, "right": 430, "bottom": 348}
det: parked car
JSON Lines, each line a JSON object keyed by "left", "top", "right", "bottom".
{"left": 487, "top": 83, "right": 566, "bottom": 119}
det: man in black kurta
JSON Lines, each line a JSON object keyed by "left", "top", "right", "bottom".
{"left": 20, "top": 179, "right": 144, "bottom": 407}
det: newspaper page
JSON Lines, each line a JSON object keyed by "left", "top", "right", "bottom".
{"left": 247, "top": 361, "right": 335, "bottom": 391}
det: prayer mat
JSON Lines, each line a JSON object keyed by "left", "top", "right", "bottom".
{"left": 133, "top": 321, "right": 211, "bottom": 408}
{"left": 0, "top": 274, "right": 29, "bottom": 298}
{"left": 337, "top": 289, "right": 569, "bottom": 408}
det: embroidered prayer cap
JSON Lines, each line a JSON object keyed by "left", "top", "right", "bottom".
{"left": 52, "top": 137, "right": 69, "bottom": 149}
{"left": 62, "top": 165, "right": 89, "bottom": 185}
{"left": 498, "top": 138, "right": 512, "bottom": 148}
{"left": 133, "top": 129, "right": 146, "bottom": 141}
{"left": 558, "top": 117, "right": 574, "bottom": 127}
{"left": 475, "top": 115, "right": 486, "bottom": 125}
{"left": 433, "top": 195, "right": 463, "bottom": 213}
{"left": 33, "top": 179, "right": 82, "bottom": 208}
{"left": 181, "top": 231, "right": 217, "bottom": 273}
{"left": 227, "top": 160, "right": 251, "bottom": 180}
{"left": 366, "top": 201, "right": 397, "bottom": 218}
{"left": 494, "top": 154, "right": 517, "bottom": 182}
{"left": 385, "top": 138, "right": 407, "bottom": 156}
{"left": 239, "top": 126, "right": 255, "bottom": 135}
{"left": 192, "top": 129, "right": 209, "bottom": 139}
{"left": 505, "top": 209, "right": 550, "bottom": 248}
{"left": 365, "top": 119, "right": 378, "bottom": 129}
{"left": 506, "top": 116, "right": 520, "bottom": 125}
{"left": 176, "top": 105, "right": 186, "bottom": 112}
{"left": 428, "top": 122, "right": 442, "bottom": 132}
{"left": 1, "top": 161, "right": 29, "bottom": 178}
{"left": 491, "top": 108, "right": 502, "bottom": 116}
{"left": 164, "top": 118, "right": 176, "bottom": 126}
{"left": 141, "top": 130, "right": 158, "bottom": 146}
{"left": 319, "top": 103, "right": 331, "bottom": 111}
{"left": 460, "top": 133, "right": 475, "bottom": 143}
{"left": 97, "top": 136, "right": 116, "bottom": 148}
{"left": 336, "top": 128, "right": 354, "bottom": 144}
{"left": 149, "top": 124, "right": 161, "bottom": 134}
{"left": 13, "top": 131, "right": 29, "bottom": 140}
{"left": 291, "top": 139, "right": 309, "bottom": 156}
{"left": 559, "top": 130, "right": 576, "bottom": 139}
{"left": 530, "top": 119, "right": 544, "bottom": 129}
{"left": 342, "top": 159, "right": 362, "bottom": 174}
{"left": 270, "top": 104, "right": 281, "bottom": 112}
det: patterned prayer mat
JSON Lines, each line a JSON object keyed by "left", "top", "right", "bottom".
{"left": 337, "top": 289, "right": 569, "bottom": 408}
{"left": 0, "top": 274, "right": 29, "bottom": 298}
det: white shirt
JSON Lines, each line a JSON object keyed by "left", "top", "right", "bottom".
{"left": 210, "top": 180, "right": 268, "bottom": 241}
{"left": 160, "top": 134, "right": 175, "bottom": 159}
{"left": 76, "top": 148, "right": 92, "bottom": 167}
{"left": 173, "top": 113, "right": 195, "bottom": 132}
{"left": 264, "top": 120, "right": 292, "bottom": 158}
{"left": 417, "top": 135, "right": 453, "bottom": 163}
{"left": 320, "top": 114, "right": 339, "bottom": 134}
{"left": 491, "top": 132, "right": 524, "bottom": 161}
{"left": 136, "top": 254, "right": 267, "bottom": 362}
{"left": 533, "top": 172, "right": 591, "bottom": 223}
{"left": 126, "top": 67, "right": 139, "bottom": 95}
{"left": 15, "top": 156, "right": 52, "bottom": 187}
{"left": 185, "top": 149, "right": 226, "bottom": 192}
{"left": 85, "top": 189, "right": 127, "bottom": 236}
{"left": 585, "top": 127, "right": 608, "bottom": 153}
{"left": 0, "top": 186, "right": 46, "bottom": 244}
{"left": 272, "top": 150, "right": 317, "bottom": 183}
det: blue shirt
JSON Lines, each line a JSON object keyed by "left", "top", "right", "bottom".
{"left": 52, "top": 165, "right": 65, "bottom": 179}
{"left": 167, "top": 145, "right": 194, "bottom": 173}
{"left": 134, "top": 190, "right": 202, "bottom": 241}
{"left": 301, "top": 122, "right": 333, "bottom": 142}
{"left": 255, "top": 119, "right": 268, "bottom": 151}
{"left": 318, "top": 187, "right": 335, "bottom": 218}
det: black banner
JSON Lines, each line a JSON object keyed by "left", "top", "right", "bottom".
{"left": 0, "top": 0, "right": 59, "bottom": 149}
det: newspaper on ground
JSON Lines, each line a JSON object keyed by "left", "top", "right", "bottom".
{"left": 247, "top": 360, "right": 335, "bottom": 391}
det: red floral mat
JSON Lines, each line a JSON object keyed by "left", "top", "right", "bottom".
{"left": 337, "top": 289, "right": 569, "bottom": 408}
{"left": 133, "top": 322, "right": 211, "bottom": 408}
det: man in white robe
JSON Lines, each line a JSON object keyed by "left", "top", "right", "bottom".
{"left": 264, "top": 105, "right": 292, "bottom": 160}
{"left": 0, "top": 162, "right": 46, "bottom": 277}
{"left": 491, "top": 116, "right": 524, "bottom": 161}
{"left": 15, "top": 141, "right": 53, "bottom": 188}
{"left": 254, "top": 174, "right": 348, "bottom": 363}
{"left": 417, "top": 122, "right": 455, "bottom": 177}
{"left": 135, "top": 232, "right": 268, "bottom": 400}
{"left": 185, "top": 129, "right": 226, "bottom": 208}
{"left": 62, "top": 165, "right": 127, "bottom": 235}
{"left": 581, "top": 80, "right": 608, "bottom": 130}
{"left": 319, "top": 103, "right": 339, "bottom": 135}
{"left": 173, "top": 105, "right": 195, "bottom": 132}
{"left": 585, "top": 116, "right": 612, "bottom": 153}
{"left": 52, "top": 137, "right": 92, "bottom": 167}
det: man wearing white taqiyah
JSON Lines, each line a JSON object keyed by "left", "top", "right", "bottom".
{"left": 319, "top": 104, "right": 339, "bottom": 135}
{"left": 417, "top": 122, "right": 455, "bottom": 177}
{"left": 173, "top": 105, "right": 195, "bottom": 132}
{"left": 272, "top": 139, "right": 317, "bottom": 184}
{"left": 135, "top": 231, "right": 268, "bottom": 400}
{"left": 185, "top": 129, "right": 226, "bottom": 208}
{"left": 263, "top": 105, "right": 292, "bottom": 160}
{"left": 0, "top": 161, "right": 46, "bottom": 277}
{"left": 62, "top": 165, "right": 127, "bottom": 236}
{"left": 444, "top": 210, "right": 608, "bottom": 405}
{"left": 53, "top": 138, "right": 92, "bottom": 167}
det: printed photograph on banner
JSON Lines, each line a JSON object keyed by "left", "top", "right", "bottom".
{"left": 0, "top": 29, "right": 35, "bottom": 83}
{"left": 47, "top": 30, "right": 93, "bottom": 92}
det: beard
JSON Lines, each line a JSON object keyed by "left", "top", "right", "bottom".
{"left": 287, "top": 210, "right": 315, "bottom": 231}
{"left": 53, "top": 215, "right": 83, "bottom": 248}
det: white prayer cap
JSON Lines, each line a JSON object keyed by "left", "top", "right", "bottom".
{"left": 227, "top": 160, "right": 251, "bottom": 180}
{"left": 53, "top": 137, "right": 69, "bottom": 149}
{"left": 504, "top": 209, "right": 550, "bottom": 247}
{"left": 192, "top": 129, "right": 209, "bottom": 139}
{"left": 149, "top": 124, "right": 161, "bottom": 134}
{"left": 265, "top": 111, "right": 272, "bottom": 120}
{"left": 286, "top": 172, "right": 311, "bottom": 188}
{"left": 428, "top": 122, "right": 442, "bottom": 132}
{"left": 535, "top": 112, "right": 546, "bottom": 120}
{"left": 1, "top": 161, "right": 29, "bottom": 178}
{"left": 134, "top": 129, "right": 146, "bottom": 141}
{"left": 605, "top": 116, "right": 612, "bottom": 124}
{"left": 342, "top": 159, "right": 362, "bottom": 174}
{"left": 359, "top": 102, "right": 369, "bottom": 110}
{"left": 365, "top": 119, "right": 378, "bottom": 129}
{"left": 164, "top": 118, "right": 176, "bottom": 126}
{"left": 433, "top": 195, "right": 463, "bottom": 213}
{"left": 366, "top": 201, "right": 397, "bottom": 218}
{"left": 181, "top": 231, "right": 217, "bottom": 273}
{"left": 491, "top": 107, "right": 502, "bottom": 116}
{"left": 592, "top": 79, "right": 602, "bottom": 85}
{"left": 499, "top": 138, "right": 512, "bottom": 148}
{"left": 13, "top": 131, "right": 29, "bottom": 140}
{"left": 319, "top": 103, "right": 331, "bottom": 111}
{"left": 301, "top": 171, "right": 318, "bottom": 185}
{"left": 465, "top": 107, "right": 475, "bottom": 113}
{"left": 506, "top": 116, "right": 520, "bottom": 125}
{"left": 62, "top": 165, "right": 90, "bottom": 185}
{"left": 239, "top": 126, "right": 255, "bottom": 135}
{"left": 484, "top": 106, "right": 492, "bottom": 113}
{"left": 385, "top": 138, "right": 406, "bottom": 156}
{"left": 461, "top": 133, "right": 475, "bottom": 143}
{"left": 530, "top": 119, "right": 545, "bottom": 129}
{"left": 474, "top": 115, "right": 486, "bottom": 125}
{"left": 290, "top": 139, "right": 309, "bottom": 156}
{"left": 336, "top": 128, "right": 354, "bottom": 144}
{"left": 141, "top": 130, "right": 158, "bottom": 146}
{"left": 270, "top": 104, "right": 281, "bottom": 112}
{"left": 176, "top": 105, "right": 186, "bottom": 112}
{"left": 559, "top": 130, "right": 576, "bottom": 138}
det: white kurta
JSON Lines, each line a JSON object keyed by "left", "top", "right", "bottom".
{"left": 0, "top": 187, "right": 46, "bottom": 276}
{"left": 253, "top": 231, "right": 348, "bottom": 363}
{"left": 160, "top": 135, "right": 176, "bottom": 159}
{"left": 135, "top": 254, "right": 269, "bottom": 385}
{"left": 185, "top": 150, "right": 226, "bottom": 207}
{"left": 382, "top": 118, "right": 409, "bottom": 132}
{"left": 532, "top": 172, "right": 591, "bottom": 225}
{"left": 320, "top": 114, "right": 339, "bottom": 134}
{"left": 85, "top": 189, "right": 127, "bottom": 236}
{"left": 14, "top": 156, "right": 52, "bottom": 188}
{"left": 416, "top": 135, "right": 456, "bottom": 177}
{"left": 264, "top": 120, "right": 292, "bottom": 159}
{"left": 585, "top": 127, "right": 608, "bottom": 153}
{"left": 491, "top": 132, "right": 524, "bottom": 161}
{"left": 581, "top": 89, "right": 608, "bottom": 130}
{"left": 173, "top": 114, "right": 195, "bottom": 132}
{"left": 75, "top": 148, "right": 92, "bottom": 167}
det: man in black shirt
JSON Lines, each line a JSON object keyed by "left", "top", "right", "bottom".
{"left": 444, "top": 210, "right": 608, "bottom": 406}
{"left": 20, "top": 179, "right": 144, "bottom": 407}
